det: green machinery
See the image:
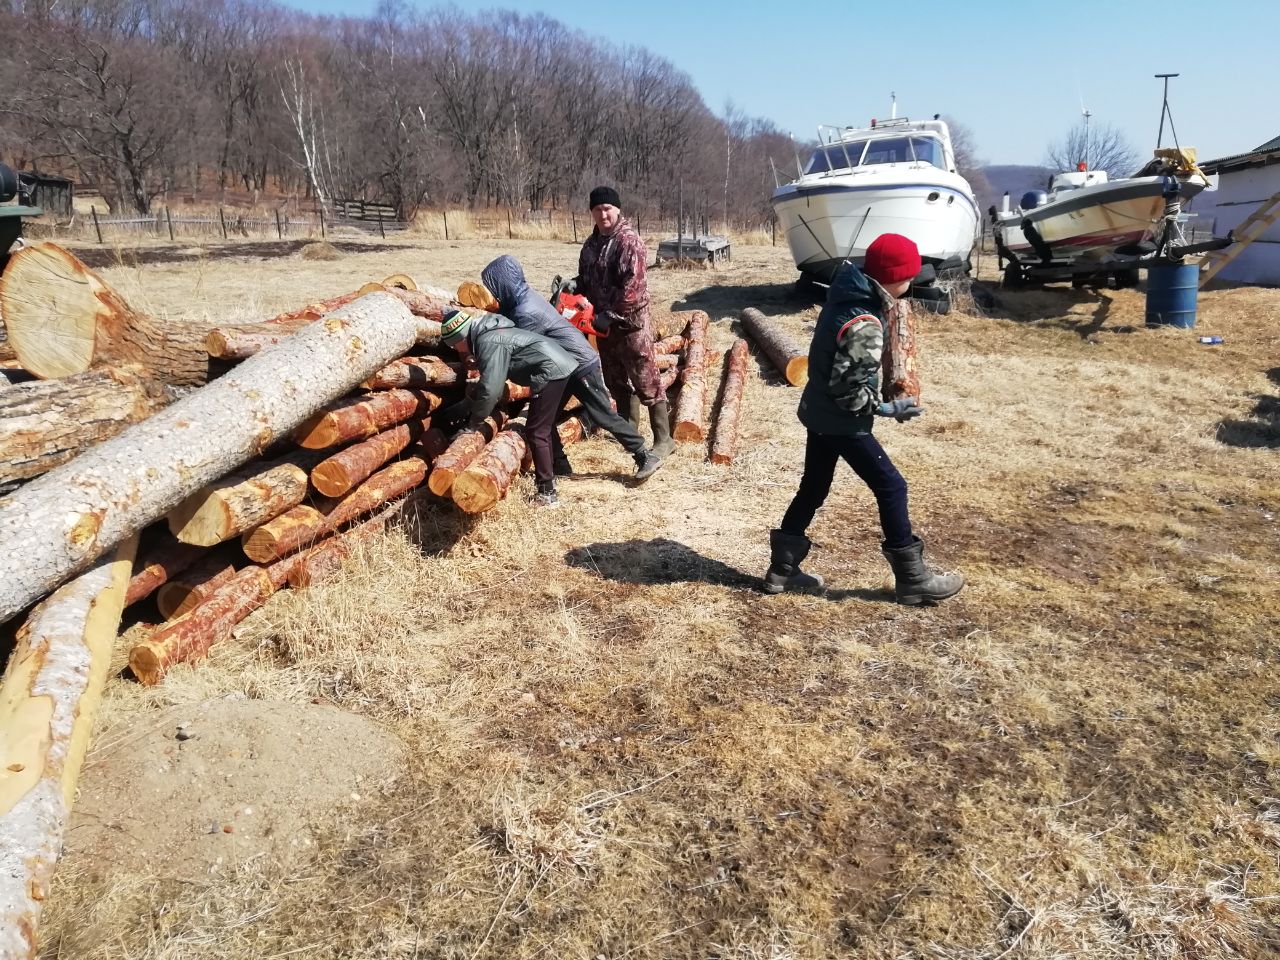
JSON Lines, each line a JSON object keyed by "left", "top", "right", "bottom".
{"left": 0, "top": 162, "right": 43, "bottom": 276}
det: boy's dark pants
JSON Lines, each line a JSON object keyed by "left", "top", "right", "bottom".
{"left": 780, "top": 431, "right": 914, "bottom": 548}
{"left": 527, "top": 378, "right": 570, "bottom": 485}
{"left": 552, "top": 365, "right": 646, "bottom": 461}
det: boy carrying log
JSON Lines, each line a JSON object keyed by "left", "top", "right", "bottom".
{"left": 440, "top": 309, "right": 576, "bottom": 508}
{"left": 762, "top": 234, "right": 964, "bottom": 604}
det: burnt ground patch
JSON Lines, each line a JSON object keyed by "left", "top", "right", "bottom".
{"left": 73, "top": 238, "right": 403, "bottom": 269}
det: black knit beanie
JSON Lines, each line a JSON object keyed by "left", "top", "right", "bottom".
{"left": 588, "top": 186, "right": 621, "bottom": 210}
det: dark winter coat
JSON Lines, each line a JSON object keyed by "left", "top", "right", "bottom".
{"left": 577, "top": 217, "right": 650, "bottom": 333}
{"left": 797, "top": 262, "right": 888, "bottom": 437}
{"left": 465, "top": 312, "right": 577, "bottom": 429}
{"left": 480, "top": 255, "right": 600, "bottom": 372}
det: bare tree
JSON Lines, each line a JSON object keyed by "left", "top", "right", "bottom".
{"left": 1046, "top": 120, "right": 1140, "bottom": 177}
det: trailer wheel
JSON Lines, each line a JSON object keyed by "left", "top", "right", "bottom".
{"left": 1113, "top": 268, "right": 1140, "bottom": 289}
{"left": 1002, "top": 263, "right": 1026, "bottom": 289}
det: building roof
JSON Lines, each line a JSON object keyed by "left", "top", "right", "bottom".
{"left": 1201, "top": 135, "right": 1280, "bottom": 174}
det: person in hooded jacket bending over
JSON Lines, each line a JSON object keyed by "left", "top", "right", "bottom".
{"left": 763, "top": 234, "right": 965, "bottom": 605}
{"left": 479, "top": 254, "right": 662, "bottom": 482}
{"left": 439, "top": 308, "right": 576, "bottom": 508}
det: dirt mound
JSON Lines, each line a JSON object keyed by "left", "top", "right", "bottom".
{"left": 64, "top": 697, "right": 405, "bottom": 883}
{"left": 299, "top": 241, "right": 341, "bottom": 261}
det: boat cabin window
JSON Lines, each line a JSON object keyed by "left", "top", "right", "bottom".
{"left": 861, "top": 137, "right": 946, "bottom": 169}
{"left": 804, "top": 144, "right": 867, "bottom": 175}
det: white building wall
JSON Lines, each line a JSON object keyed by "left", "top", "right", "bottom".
{"left": 1208, "top": 164, "right": 1280, "bottom": 285}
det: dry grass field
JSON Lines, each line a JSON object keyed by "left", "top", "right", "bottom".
{"left": 37, "top": 235, "right": 1280, "bottom": 959}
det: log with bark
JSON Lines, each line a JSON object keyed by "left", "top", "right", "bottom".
{"left": 652, "top": 312, "right": 688, "bottom": 341}
{"left": 0, "top": 291, "right": 422, "bottom": 625}
{"left": 456, "top": 281, "right": 499, "bottom": 311}
{"left": 204, "top": 321, "right": 310, "bottom": 360}
{"left": 655, "top": 353, "right": 678, "bottom": 371}
{"left": 451, "top": 423, "right": 528, "bottom": 514}
{"left": 286, "top": 503, "right": 401, "bottom": 589}
{"left": 659, "top": 365, "right": 679, "bottom": 392}
{"left": 125, "top": 531, "right": 206, "bottom": 606}
{"left": 427, "top": 415, "right": 506, "bottom": 496}
{"left": 238, "top": 504, "right": 327, "bottom": 565}
{"left": 0, "top": 537, "right": 136, "bottom": 960}
{"left": 710, "top": 339, "right": 750, "bottom": 465}
{"left": 293, "top": 388, "right": 447, "bottom": 449}
{"left": 0, "top": 366, "right": 168, "bottom": 489}
{"left": 654, "top": 335, "right": 686, "bottom": 355}
{"left": 672, "top": 310, "right": 710, "bottom": 442}
{"left": 0, "top": 243, "right": 218, "bottom": 385}
{"left": 739, "top": 307, "right": 808, "bottom": 386}
{"left": 167, "top": 451, "right": 322, "bottom": 546}
{"left": 155, "top": 547, "right": 239, "bottom": 620}
{"left": 361, "top": 356, "right": 466, "bottom": 390}
{"left": 881, "top": 297, "right": 920, "bottom": 402}
{"left": 310, "top": 418, "right": 446, "bottom": 498}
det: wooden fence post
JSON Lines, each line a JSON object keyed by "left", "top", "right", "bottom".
{"left": 219, "top": 207, "right": 227, "bottom": 240}
{"left": 507, "top": 209, "right": 512, "bottom": 239}
{"left": 443, "top": 210, "right": 449, "bottom": 241}
{"left": 275, "top": 208, "right": 283, "bottom": 239}
{"left": 571, "top": 211, "right": 578, "bottom": 243}
{"left": 319, "top": 205, "right": 326, "bottom": 238}
{"left": 90, "top": 206, "right": 103, "bottom": 244}
{"left": 377, "top": 208, "right": 386, "bottom": 239}
{"left": 165, "top": 206, "right": 175, "bottom": 242}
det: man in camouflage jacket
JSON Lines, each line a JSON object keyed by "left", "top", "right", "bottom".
{"left": 576, "top": 185, "right": 674, "bottom": 458}
{"left": 763, "top": 233, "right": 965, "bottom": 605}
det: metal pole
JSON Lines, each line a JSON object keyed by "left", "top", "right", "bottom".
{"left": 91, "top": 206, "right": 103, "bottom": 244}
{"left": 165, "top": 206, "right": 174, "bottom": 242}
{"left": 275, "top": 208, "right": 283, "bottom": 239}
{"left": 219, "top": 207, "right": 227, "bottom": 240}
{"left": 1155, "top": 73, "right": 1179, "bottom": 149}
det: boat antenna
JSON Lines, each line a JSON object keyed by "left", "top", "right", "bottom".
{"left": 1155, "top": 73, "right": 1181, "bottom": 151}
{"left": 1081, "top": 107, "right": 1092, "bottom": 171}
{"left": 890, "top": 92, "right": 897, "bottom": 120}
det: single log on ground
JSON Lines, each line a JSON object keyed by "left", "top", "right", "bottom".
{"left": 710, "top": 339, "right": 750, "bottom": 465}
{"left": 155, "top": 547, "right": 239, "bottom": 620}
{"left": 881, "top": 298, "right": 921, "bottom": 402}
{"left": 0, "top": 537, "right": 136, "bottom": 959}
{"left": 125, "top": 531, "right": 205, "bottom": 606}
{"left": 0, "top": 366, "right": 167, "bottom": 488}
{"left": 0, "top": 243, "right": 217, "bottom": 385}
{"left": 672, "top": 310, "right": 710, "bottom": 442}
{"left": 287, "top": 503, "right": 401, "bottom": 589}
{"left": 128, "top": 566, "right": 275, "bottom": 686}
{"left": 654, "top": 335, "right": 686, "bottom": 355}
{"left": 294, "top": 389, "right": 446, "bottom": 449}
{"left": 427, "top": 415, "right": 505, "bottom": 496}
{"left": 0, "top": 291, "right": 421, "bottom": 625}
{"left": 205, "top": 321, "right": 310, "bottom": 360}
{"left": 556, "top": 414, "right": 589, "bottom": 446}
{"left": 740, "top": 307, "right": 808, "bottom": 386}
{"left": 310, "top": 416, "right": 432, "bottom": 497}
{"left": 362, "top": 356, "right": 466, "bottom": 390}
{"left": 451, "top": 423, "right": 528, "bottom": 514}
{"left": 167, "top": 451, "right": 321, "bottom": 546}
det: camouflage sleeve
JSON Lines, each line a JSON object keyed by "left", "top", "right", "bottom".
{"left": 612, "top": 231, "right": 648, "bottom": 314}
{"left": 828, "top": 314, "right": 884, "bottom": 416}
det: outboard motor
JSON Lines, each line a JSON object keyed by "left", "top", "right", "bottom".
{"left": 1020, "top": 190, "right": 1048, "bottom": 211}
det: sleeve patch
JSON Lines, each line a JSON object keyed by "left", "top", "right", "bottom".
{"left": 836, "top": 313, "right": 882, "bottom": 342}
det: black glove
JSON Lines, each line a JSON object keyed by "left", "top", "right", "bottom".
{"left": 435, "top": 400, "right": 472, "bottom": 425}
{"left": 592, "top": 310, "right": 618, "bottom": 336}
{"left": 876, "top": 397, "right": 924, "bottom": 422}
{"left": 561, "top": 275, "right": 580, "bottom": 296}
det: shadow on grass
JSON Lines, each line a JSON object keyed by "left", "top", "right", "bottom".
{"left": 1217, "top": 394, "right": 1280, "bottom": 449}
{"left": 565, "top": 537, "right": 889, "bottom": 602}
{"left": 672, "top": 280, "right": 817, "bottom": 319}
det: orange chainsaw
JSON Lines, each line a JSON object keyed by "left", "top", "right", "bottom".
{"left": 549, "top": 275, "right": 607, "bottom": 338}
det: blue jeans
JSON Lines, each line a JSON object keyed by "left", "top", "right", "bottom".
{"left": 779, "top": 431, "right": 913, "bottom": 548}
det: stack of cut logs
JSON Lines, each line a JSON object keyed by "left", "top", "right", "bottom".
{"left": 0, "top": 239, "right": 812, "bottom": 956}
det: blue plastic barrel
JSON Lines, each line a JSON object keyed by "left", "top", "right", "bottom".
{"left": 1145, "top": 263, "right": 1199, "bottom": 328}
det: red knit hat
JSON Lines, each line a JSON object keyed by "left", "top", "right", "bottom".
{"left": 863, "top": 233, "right": 921, "bottom": 286}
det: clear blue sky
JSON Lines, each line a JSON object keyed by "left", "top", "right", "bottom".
{"left": 283, "top": 0, "right": 1275, "bottom": 166}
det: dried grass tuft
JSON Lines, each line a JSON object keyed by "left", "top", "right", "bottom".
{"left": 298, "top": 240, "right": 341, "bottom": 261}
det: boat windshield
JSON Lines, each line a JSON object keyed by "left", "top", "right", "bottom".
{"left": 804, "top": 136, "right": 945, "bottom": 174}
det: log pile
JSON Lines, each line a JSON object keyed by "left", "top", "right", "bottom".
{"left": 740, "top": 307, "right": 809, "bottom": 386}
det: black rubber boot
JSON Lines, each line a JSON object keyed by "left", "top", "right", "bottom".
{"left": 626, "top": 392, "right": 642, "bottom": 429}
{"left": 648, "top": 400, "right": 676, "bottom": 458}
{"left": 762, "top": 530, "right": 825, "bottom": 594}
{"left": 553, "top": 453, "right": 574, "bottom": 477}
{"left": 881, "top": 536, "right": 964, "bottom": 605}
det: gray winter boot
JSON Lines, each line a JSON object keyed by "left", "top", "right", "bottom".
{"left": 648, "top": 399, "right": 676, "bottom": 458}
{"left": 881, "top": 536, "right": 964, "bottom": 605}
{"left": 762, "top": 530, "right": 825, "bottom": 594}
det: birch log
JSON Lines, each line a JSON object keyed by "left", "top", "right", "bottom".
{"left": 451, "top": 424, "right": 528, "bottom": 514}
{"left": 672, "top": 310, "right": 710, "bottom": 442}
{"left": 739, "top": 307, "right": 809, "bottom": 386}
{"left": 0, "top": 291, "right": 420, "bottom": 625}
{"left": 710, "top": 339, "right": 750, "bottom": 465}
{"left": 0, "top": 366, "right": 167, "bottom": 488}
{"left": 167, "top": 451, "right": 321, "bottom": 546}
{"left": 362, "top": 357, "right": 466, "bottom": 390}
{"left": 0, "top": 537, "right": 136, "bottom": 959}
{"left": 0, "top": 243, "right": 217, "bottom": 385}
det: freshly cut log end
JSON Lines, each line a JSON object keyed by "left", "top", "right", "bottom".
{"left": 381, "top": 274, "right": 418, "bottom": 291}
{"left": 311, "top": 420, "right": 424, "bottom": 498}
{"left": 325, "top": 457, "right": 428, "bottom": 530}
{"left": 129, "top": 567, "right": 275, "bottom": 686}
{"left": 155, "top": 549, "right": 238, "bottom": 620}
{"left": 740, "top": 307, "right": 809, "bottom": 386}
{"left": 126, "top": 531, "right": 205, "bottom": 606}
{"left": 451, "top": 427, "right": 527, "bottom": 514}
{"left": 427, "top": 415, "right": 504, "bottom": 496}
{"left": 168, "top": 452, "right": 318, "bottom": 546}
{"left": 242, "top": 504, "right": 328, "bottom": 564}
{"left": 0, "top": 242, "right": 214, "bottom": 385}
{"left": 710, "top": 339, "right": 750, "bottom": 465}
{"left": 293, "top": 389, "right": 445, "bottom": 449}
{"left": 457, "top": 281, "right": 498, "bottom": 311}
{"left": 205, "top": 322, "right": 309, "bottom": 360}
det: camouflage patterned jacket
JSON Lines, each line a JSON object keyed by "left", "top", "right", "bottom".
{"left": 577, "top": 217, "right": 650, "bottom": 333}
{"left": 797, "top": 262, "right": 894, "bottom": 436}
